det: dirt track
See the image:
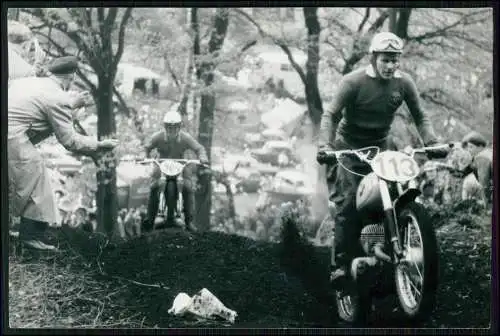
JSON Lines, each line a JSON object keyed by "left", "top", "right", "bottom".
{"left": 12, "top": 214, "right": 490, "bottom": 329}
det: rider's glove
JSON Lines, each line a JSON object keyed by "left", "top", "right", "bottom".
{"left": 426, "top": 144, "right": 450, "bottom": 160}
{"left": 317, "top": 144, "right": 335, "bottom": 165}
{"left": 200, "top": 159, "right": 210, "bottom": 167}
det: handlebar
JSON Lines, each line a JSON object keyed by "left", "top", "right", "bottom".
{"left": 318, "top": 143, "right": 455, "bottom": 165}
{"left": 410, "top": 143, "right": 454, "bottom": 155}
{"left": 123, "top": 158, "right": 210, "bottom": 169}
{"left": 320, "top": 146, "right": 380, "bottom": 164}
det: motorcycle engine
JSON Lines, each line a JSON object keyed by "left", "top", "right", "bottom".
{"left": 360, "top": 224, "right": 385, "bottom": 255}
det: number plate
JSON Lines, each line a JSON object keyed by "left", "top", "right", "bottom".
{"left": 371, "top": 151, "right": 420, "bottom": 182}
{"left": 160, "top": 160, "right": 184, "bottom": 177}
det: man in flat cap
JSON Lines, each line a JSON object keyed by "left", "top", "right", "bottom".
{"left": 8, "top": 56, "right": 119, "bottom": 250}
{"left": 460, "top": 131, "right": 493, "bottom": 205}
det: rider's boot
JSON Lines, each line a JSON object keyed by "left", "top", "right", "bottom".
{"left": 145, "top": 186, "right": 160, "bottom": 232}
{"left": 329, "top": 238, "right": 348, "bottom": 287}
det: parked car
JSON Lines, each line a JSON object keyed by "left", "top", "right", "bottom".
{"left": 212, "top": 154, "right": 262, "bottom": 193}
{"left": 261, "top": 128, "right": 287, "bottom": 141}
{"left": 256, "top": 169, "right": 314, "bottom": 208}
{"left": 116, "top": 160, "right": 152, "bottom": 209}
{"left": 250, "top": 140, "right": 298, "bottom": 167}
{"left": 244, "top": 133, "right": 266, "bottom": 149}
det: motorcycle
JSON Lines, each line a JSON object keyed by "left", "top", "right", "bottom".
{"left": 138, "top": 158, "right": 210, "bottom": 229}
{"left": 317, "top": 143, "right": 453, "bottom": 325}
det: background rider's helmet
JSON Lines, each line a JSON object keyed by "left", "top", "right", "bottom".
{"left": 163, "top": 110, "right": 182, "bottom": 139}
{"left": 369, "top": 32, "right": 404, "bottom": 54}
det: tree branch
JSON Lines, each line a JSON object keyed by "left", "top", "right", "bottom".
{"left": 97, "top": 8, "right": 105, "bottom": 32}
{"left": 164, "top": 57, "right": 181, "bottom": 89}
{"left": 341, "top": 9, "right": 390, "bottom": 74}
{"left": 324, "top": 39, "right": 347, "bottom": 61}
{"left": 358, "top": 8, "right": 371, "bottom": 32}
{"left": 326, "top": 17, "right": 354, "bottom": 36}
{"left": 233, "top": 8, "right": 307, "bottom": 85}
{"left": 367, "top": 9, "right": 390, "bottom": 33}
{"left": 105, "top": 8, "right": 118, "bottom": 30}
{"left": 113, "top": 8, "right": 133, "bottom": 70}
{"left": 277, "top": 43, "right": 308, "bottom": 85}
{"left": 420, "top": 88, "right": 469, "bottom": 118}
{"left": 407, "top": 9, "right": 490, "bottom": 43}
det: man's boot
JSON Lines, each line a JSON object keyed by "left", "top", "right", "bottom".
{"left": 145, "top": 186, "right": 160, "bottom": 232}
{"left": 19, "top": 217, "right": 57, "bottom": 251}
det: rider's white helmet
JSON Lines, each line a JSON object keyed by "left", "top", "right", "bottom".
{"left": 163, "top": 110, "right": 182, "bottom": 125}
{"left": 369, "top": 32, "right": 404, "bottom": 54}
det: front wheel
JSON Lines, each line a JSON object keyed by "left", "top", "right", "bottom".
{"left": 164, "top": 179, "right": 178, "bottom": 224}
{"left": 395, "top": 201, "right": 439, "bottom": 321}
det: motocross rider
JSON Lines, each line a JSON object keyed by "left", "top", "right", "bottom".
{"left": 143, "top": 108, "right": 209, "bottom": 232}
{"left": 316, "top": 32, "right": 448, "bottom": 285}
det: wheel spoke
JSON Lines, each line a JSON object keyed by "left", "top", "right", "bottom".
{"left": 397, "top": 211, "right": 426, "bottom": 310}
{"left": 408, "top": 274, "right": 422, "bottom": 298}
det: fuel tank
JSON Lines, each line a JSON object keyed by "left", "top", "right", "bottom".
{"left": 356, "top": 172, "right": 383, "bottom": 213}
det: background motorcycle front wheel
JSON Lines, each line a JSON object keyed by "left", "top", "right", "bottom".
{"left": 164, "top": 179, "right": 178, "bottom": 225}
{"left": 395, "top": 201, "right": 439, "bottom": 321}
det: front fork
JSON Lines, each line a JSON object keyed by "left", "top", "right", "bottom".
{"left": 162, "top": 176, "right": 183, "bottom": 214}
{"left": 379, "top": 179, "right": 404, "bottom": 262}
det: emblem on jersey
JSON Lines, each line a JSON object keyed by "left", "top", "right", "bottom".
{"left": 389, "top": 91, "right": 403, "bottom": 107}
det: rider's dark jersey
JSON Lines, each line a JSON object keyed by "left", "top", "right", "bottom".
{"left": 145, "top": 130, "right": 208, "bottom": 162}
{"left": 319, "top": 65, "right": 438, "bottom": 148}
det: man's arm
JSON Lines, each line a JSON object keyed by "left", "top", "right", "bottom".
{"left": 182, "top": 132, "right": 208, "bottom": 162}
{"left": 144, "top": 132, "right": 160, "bottom": 158}
{"left": 46, "top": 96, "right": 99, "bottom": 156}
{"left": 318, "top": 77, "right": 354, "bottom": 148}
{"left": 403, "top": 74, "right": 438, "bottom": 145}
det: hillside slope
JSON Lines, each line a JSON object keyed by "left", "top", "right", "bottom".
{"left": 8, "top": 211, "right": 492, "bottom": 329}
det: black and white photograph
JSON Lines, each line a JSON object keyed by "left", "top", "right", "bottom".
{"left": 4, "top": 4, "right": 495, "bottom": 330}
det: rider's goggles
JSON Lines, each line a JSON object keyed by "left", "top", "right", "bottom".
{"left": 373, "top": 38, "right": 404, "bottom": 53}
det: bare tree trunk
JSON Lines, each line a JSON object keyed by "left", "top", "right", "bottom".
{"left": 396, "top": 8, "right": 412, "bottom": 39}
{"left": 303, "top": 7, "right": 323, "bottom": 131}
{"left": 389, "top": 8, "right": 412, "bottom": 38}
{"left": 95, "top": 74, "right": 118, "bottom": 239}
{"left": 8, "top": 8, "right": 20, "bottom": 21}
{"left": 389, "top": 8, "right": 398, "bottom": 33}
{"left": 195, "top": 8, "right": 230, "bottom": 232}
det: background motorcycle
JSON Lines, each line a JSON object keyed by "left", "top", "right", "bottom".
{"left": 139, "top": 158, "right": 209, "bottom": 230}
{"left": 317, "top": 143, "right": 452, "bottom": 325}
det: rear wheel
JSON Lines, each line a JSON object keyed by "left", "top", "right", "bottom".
{"left": 395, "top": 201, "right": 439, "bottom": 321}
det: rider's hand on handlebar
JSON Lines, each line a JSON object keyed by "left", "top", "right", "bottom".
{"left": 426, "top": 144, "right": 450, "bottom": 159}
{"left": 200, "top": 159, "right": 210, "bottom": 166}
{"left": 316, "top": 144, "right": 335, "bottom": 165}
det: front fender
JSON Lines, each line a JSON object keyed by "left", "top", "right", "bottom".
{"left": 394, "top": 188, "right": 421, "bottom": 213}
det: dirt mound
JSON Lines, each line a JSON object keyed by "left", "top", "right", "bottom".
{"left": 9, "top": 211, "right": 491, "bottom": 328}
{"left": 18, "top": 226, "right": 332, "bottom": 328}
